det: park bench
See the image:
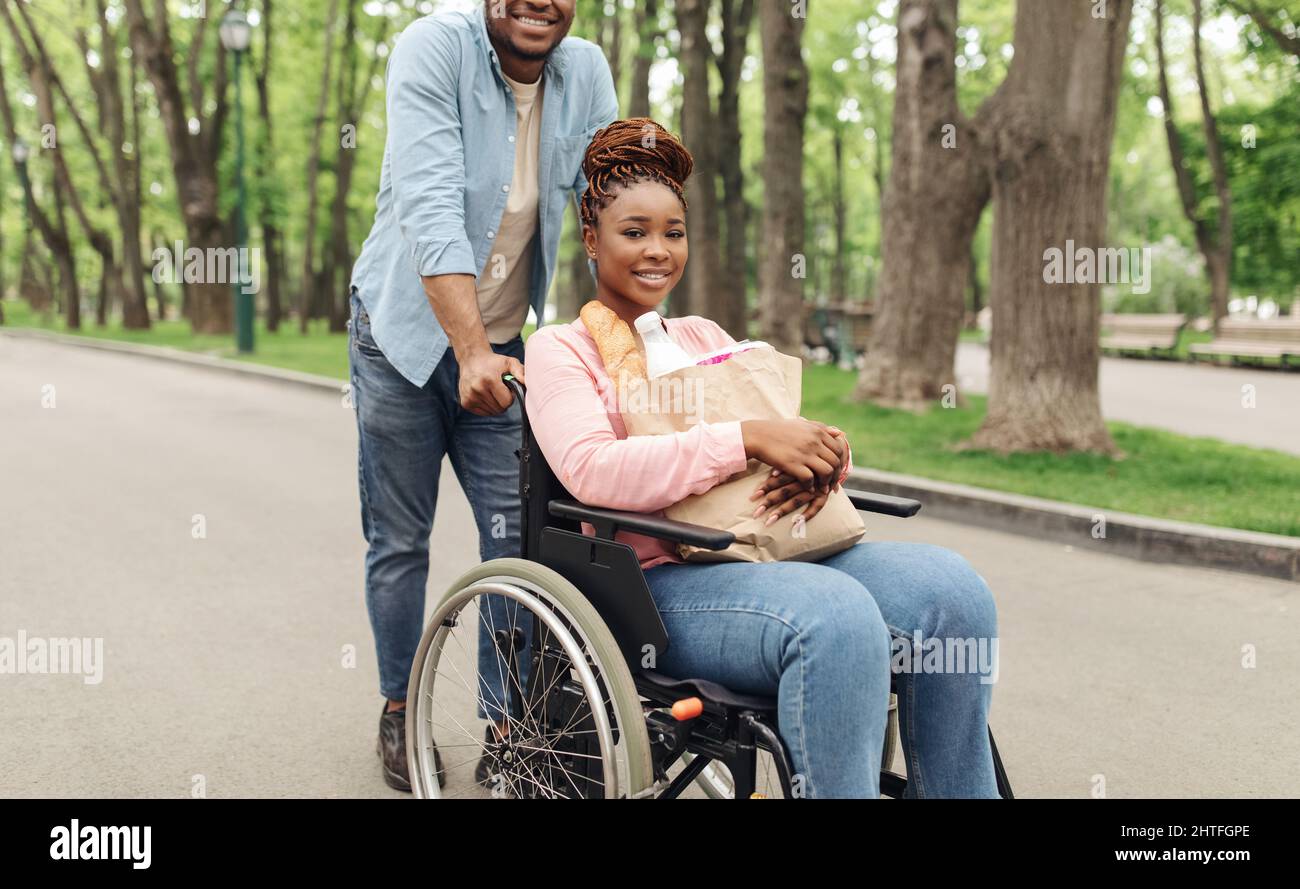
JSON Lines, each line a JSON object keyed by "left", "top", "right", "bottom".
{"left": 831, "top": 300, "right": 874, "bottom": 361}
{"left": 1189, "top": 318, "right": 1300, "bottom": 368}
{"left": 802, "top": 304, "right": 841, "bottom": 362}
{"left": 1099, "top": 313, "right": 1186, "bottom": 358}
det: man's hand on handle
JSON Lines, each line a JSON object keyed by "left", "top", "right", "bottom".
{"left": 457, "top": 348, "right": 525, "bottom": 416}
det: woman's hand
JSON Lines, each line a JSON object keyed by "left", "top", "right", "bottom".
{"left": 747, "top": 427, "right": 847, "bottom": 526}
{"left": 740, "top": 418, "right": 846, "bottom": 492}
{"left": 749, "top": 476, "right": 831, "bottom": 526}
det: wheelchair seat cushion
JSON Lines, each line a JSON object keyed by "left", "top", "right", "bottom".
{"left": 638, "top": 670, "right": 777, "bottom": 712}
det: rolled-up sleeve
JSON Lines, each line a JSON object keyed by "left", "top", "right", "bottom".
{"left": 385, "top": 21, "right": 477, "bottom": 279}
{"left": 525, "top": 330, "right": 749, "bottom": 514}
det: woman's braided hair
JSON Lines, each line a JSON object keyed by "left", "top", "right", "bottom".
{"left": 579, "top": 118, "right": 693, "bottom": 229}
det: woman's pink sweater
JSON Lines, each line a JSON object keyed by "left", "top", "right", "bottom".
{"left": 523, "top": 314, "right": 850, "bottom": 570}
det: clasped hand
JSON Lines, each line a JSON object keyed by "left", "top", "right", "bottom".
{"left": 743, "top": 418, "right": 848, "bottom": 526}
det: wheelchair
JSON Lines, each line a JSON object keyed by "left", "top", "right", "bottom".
{"left": 406, "top": 374, "right": 1014, "bottom": 799}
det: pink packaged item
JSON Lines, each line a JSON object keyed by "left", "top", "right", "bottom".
{"left": 693, "top": 340, "right": 771, "bottom": 366}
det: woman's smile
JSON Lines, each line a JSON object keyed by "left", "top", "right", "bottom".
{"left": 631, "top": 268, "right": 674, "bottom": 288}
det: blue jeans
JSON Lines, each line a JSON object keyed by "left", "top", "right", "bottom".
{"left": 643, "top": 542, "right": 999, "bottom": 798}
{"left": 348, "top": 289, "right": 529, "bottom": 717}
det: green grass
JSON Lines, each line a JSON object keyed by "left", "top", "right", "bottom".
{"left": 1173, "top": 327, "right": 1213, "bottom": 360}
{"left": 6, "top": 298, "right": 1295, "bottom": 536}
{"left": 3, "top": 299, "right": 538, "bottom": 379}
{"left": 4, "top": 299, "right": 354, "bottom": 379}
{"left": 802, "top": 363, "right": 1300, "bottom": 537}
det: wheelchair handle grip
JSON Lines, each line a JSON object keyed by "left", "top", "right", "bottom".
{"left": 502, "top": 373, "right": 526, "bottom": 405}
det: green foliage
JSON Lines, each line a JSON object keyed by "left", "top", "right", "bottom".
{"left": 1209, "top": 89, "right": 1300, "bottom": 306}
{"left": 1105, "top": 235, "right": 1208, "bottom": 315}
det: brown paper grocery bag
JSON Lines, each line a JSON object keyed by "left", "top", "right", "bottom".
{"left": 619, "top": 346, "right": 865, "bottom": 563}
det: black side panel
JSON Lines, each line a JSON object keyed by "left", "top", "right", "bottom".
{"left": 537, "top": 527, "right": 670, "bottom": 672}
{"left": 504, "top": 375, "right": 579, "bottom": 560}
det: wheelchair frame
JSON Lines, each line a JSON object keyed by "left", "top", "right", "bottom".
{"left": 435, "top": 373, "right": 1012, "bottom": 799}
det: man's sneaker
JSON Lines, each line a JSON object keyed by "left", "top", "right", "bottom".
{"left": 377, "top": 704, "right": 444, "bottom": 792}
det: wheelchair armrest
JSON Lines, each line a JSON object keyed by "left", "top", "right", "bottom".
{"left": 844, "top": 489, "right": 922, "bottom": 518}
{"left": 547, "top": 499, "right": 736, "bottom": 551}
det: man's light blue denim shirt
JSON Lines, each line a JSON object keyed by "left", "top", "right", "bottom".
{"left": 349, "top": 8, "right": 618, "bottom": 388}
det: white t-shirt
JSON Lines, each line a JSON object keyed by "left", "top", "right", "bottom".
{"left": 476, "top": 73, "right": 544, "bottom": 343}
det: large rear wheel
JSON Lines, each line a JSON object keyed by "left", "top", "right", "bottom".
{"left": 406, "top": 559, "right": 654, "bottom": 799}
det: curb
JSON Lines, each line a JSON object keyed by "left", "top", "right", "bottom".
{"left": 0, "top": 326, "right": 347, "bottom": 394}
{"left": 7, "top": 325, "right": 1294, "bottom": 582}
{"left": 847, "top": 467, "right": 1299, "bottom": 582}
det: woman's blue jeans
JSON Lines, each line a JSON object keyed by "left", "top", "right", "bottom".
{"left": 643, "top": 541, "right": 1000, "bottom": 798}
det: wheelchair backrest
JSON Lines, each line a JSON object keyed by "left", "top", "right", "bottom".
{"left": 504, "top": 376, "right": 580, "bottom": 560}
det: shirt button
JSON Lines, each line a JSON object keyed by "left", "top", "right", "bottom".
{"left": 502, "top": 184, "right": 510, "bottom": 193}
{"left": 487, "top": 231, "right": 496, "bottom": 239}
{"left": 508, "top": 135, "right": 516, "bottom": 143}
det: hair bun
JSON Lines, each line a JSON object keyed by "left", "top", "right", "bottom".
{"left": 582, "top": 118, "right": 693, "bottom": 189}
{"left": 580, "top": 118, "right": 694, "bottom": 227}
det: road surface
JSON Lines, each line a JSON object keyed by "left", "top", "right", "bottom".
{"left": 955, "top": 342, "right": 1300, "bottom": 456}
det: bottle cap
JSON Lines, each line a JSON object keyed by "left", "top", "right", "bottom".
{"left": 634, "top": 311, "right": 664, "bottom": 333}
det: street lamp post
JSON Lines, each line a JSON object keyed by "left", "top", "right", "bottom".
{"left": 219, "top": 8, "right": 254, "bottom": 353}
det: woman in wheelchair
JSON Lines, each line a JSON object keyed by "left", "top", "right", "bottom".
{"left": 517, "top": 119, "right": 1002, "bottom": 799}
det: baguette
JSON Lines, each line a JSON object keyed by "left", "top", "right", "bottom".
{"left": 579, "top": 299, "right": 647, "bottom": 388}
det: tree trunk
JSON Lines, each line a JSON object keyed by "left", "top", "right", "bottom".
{"left": 123, "top": 0, "right": 232, "bottom": 334}
{"left": 55, "top": 244, "right": 81, "bottom": 330}
{"left": 853, "top": 0, "right": 991, "bottom": 409}
{"left": 254, "top": 0, "right": 285, "bottom": 332}
{"left": 129, "top": 44, "right": 153, "bottom": 322}
{"left": 628, "top": 0, "right": 659, "bottom": 118}
{"left": 559, "top": 205, "right": 592, "bottom": 321}
{"left": 91, "top": 0, "right": 149, "bottom": 329}
{"left": 326, "top": 4, "right": 388, "bottom": 332}
{"left": 715, "top": 0, "right": 755, "bottom": 340}
{"left": 0, "top": 45, "right": 80, "bottom": 328}
{"left": 757, "top": 0, "right": 808, "bottom": 355}
{"left": 608, "top": 0, "right": 623, "bottom": 99}
{"left": 302, "top": 0, "right": 343, "bottom": 332}
{"left": 1154, "top": 0, "right": 1231, "bottom": 329}
{"left": 96, "top": 260, "right": 111, "bottom": 327}
{"left": 23, "top": 242, "right": 53, "bottom": 313}
{"left": 326, "top": 0, "right": 360, "bottom": 333}
{"left": 830, "top": 126, "right": 847, "bottom": 305}
{"left": 150, "top": 229, "right": 170, "bottom": 321}
{"left": 57, "top": 0, "right": 152, "bottom": 329}
{"left": 969, "top": 0, "right": 1131, "bottom": 454}
{"left": 675, "top": 0, "right": 722, "bottom": 322}
{"left": 2, "top": 0, "right": 122, "bottom": 331}
{"left": 1192, "top": 0, "right": 1232, "bottom": 328}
